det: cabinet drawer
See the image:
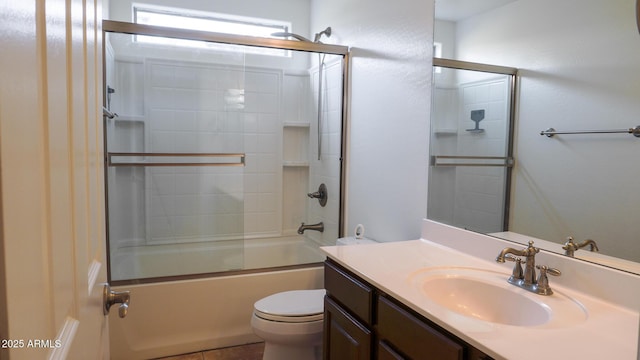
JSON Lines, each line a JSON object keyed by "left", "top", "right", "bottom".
{"left": 377, "top": 295, "right": 464, "bottom": 360}
{"left": 324, "top": 260, "right": 373, "bottom": 326}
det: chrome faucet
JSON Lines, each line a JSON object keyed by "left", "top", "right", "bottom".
{"left": 562, "top": 236, "right": 599, "bottom": 257}
{"left": 496, "top": 240, "right": 540, "bottom": 286}
{"left": 297, "top": 222, "right": 324, "bottom": 234}
{"left": 496, "top": 241, "right": 561, "bottom": 295}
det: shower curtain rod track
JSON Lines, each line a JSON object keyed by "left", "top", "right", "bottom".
{"left": 540, "top": 125, "right": 640, "bottom": 138}
{"left": 107, "top": 152, "right": 245, "bottom": 167}
{"left": 102, "top": 20, "right": 349, "bottom": 56}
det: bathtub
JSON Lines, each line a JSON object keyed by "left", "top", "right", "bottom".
{"left": 110, "top": 235, "right": 326, "bottom": 281}
{"left": 108, "top": 236, "right": 326, "bottom": 359}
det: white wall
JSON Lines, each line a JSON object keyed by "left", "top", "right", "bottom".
{"left": 311, "top": 0, "right": 434, "bottom": 241}
{"left": 454, "top": 0, "right": 640, "bottom": 261}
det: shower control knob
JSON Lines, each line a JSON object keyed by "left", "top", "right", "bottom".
{"left": 103, "top": 284, "right": 130, "bottom": 318}
{"left": 307, "top": 183, "right": 328, "bottom": 207}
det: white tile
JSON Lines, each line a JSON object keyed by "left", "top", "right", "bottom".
{"left": 149, "top": 109, "right": 175, "bottom": 131}
{"left": 243, "top": 173, "right": 259, "bottom": 193}
{"left": 149, "top": 174, "right": 175, "bottom": 195}
{"left": 258, "top": 133, "right": 278, "bottom": 153}
{"left": 150, "top": 64, "right": 175, "bottom": 88}
{"left": 174, "top": 66, "right": 198, "bottom": 89}
{"left": 196, "top": 111, "right": 221, "bottom": 132}
{"left": 149, "top": 195, "right": 175, "bottom": 217}
{"left": 172, "top": 195, "right": 199, "bottom": 216}
{"left": 174, "top": 89, "right": 198, "bottom": 110}
{"left": 197, "top": 90, "right": 223, "bottom": 111}
{"left": 258, "top": 113, "right": 279, "bottom": 133}
{"left": 149, "top": 87, "right": 175, "bottom": 109}
{"left": 149, "top": 217, "right": 174, "bottom": 240}
{"left": 175, "top": 111, "right": 197, "bottom": 132}
{"left": 258, "top": 154, "right": 278, "bottom": 173}
{"left": 243, "top": 134, "right": 258, "bottom": 153}
{"left": 258, "top": 193, "right": 277, "bottom": 212}
{"left": 258, "top": 173, "right": 277, "bottom": 193}
{"left": 259, "top": 93, "right": 279, "bottom": 114}
{"left": 151, "top": 131, "right": 175, "bottom": 152}
{"left": 174, "top": 132, "right": 198, "bottom": 152}
{"left": 243, "top": 92, "right": 259, "bottom": 112}
{"left": 199, "top": 69, "right": 219, "bottom": 89}
{"left": 244, "top": 113, "right": 259, "bottom": 133}
{"left": 244, "top": 193, "right": 259, "bottom": 212}
{"left": 175, "top": 174, "right": 200, "bottom": 194}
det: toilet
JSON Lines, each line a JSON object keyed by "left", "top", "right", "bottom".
{"left": 251, "top": 289, "right": 326, "bottom": 360}
{"left": 251, "top": 231, "right": 375, "bottom": 360}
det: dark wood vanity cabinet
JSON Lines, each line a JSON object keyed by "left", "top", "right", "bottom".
{"left": 323, "top": 259, "right": 494, "bottom": 360}
{"left": 323, "top": 259, "right": 373, "bottom": 360}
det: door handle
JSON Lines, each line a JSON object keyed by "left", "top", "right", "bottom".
{"left": 103, "top": 284, "right": 130, "bottom": 318}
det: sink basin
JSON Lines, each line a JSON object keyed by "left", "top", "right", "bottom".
{"left": 408, "top": 267, "right": 587, "bottom": 327}
{"left": 422, "top": 276, "right": 549, "bottom": 326}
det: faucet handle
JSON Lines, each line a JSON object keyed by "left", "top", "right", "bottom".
{"left": 537, "top": 265, "right": 561, "bottom": 277}
{"left": 503, "top": 254, "right": 520, "bottom": 262}
{"left": 504, "top": 255, "right": 524, "bottom": 281}
{"left": 535, "top": 265, "right": 561, "bottom": 295}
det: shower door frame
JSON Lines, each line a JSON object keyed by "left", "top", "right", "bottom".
{"left": 102, "top": 20, "right": 351, "bottom": 284}
{"left": 430, "top": 57, "right": 518, "bottom": 232}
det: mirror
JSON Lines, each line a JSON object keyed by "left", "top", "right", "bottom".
{"left": 430, "top": 0, "right": 640, "bottom": 274}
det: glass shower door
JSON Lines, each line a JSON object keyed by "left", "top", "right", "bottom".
{"left": 428, "top": 59, "right": 517, "bottom": 233}
{"left": 105, "top": 31, "right": 247, "bottom": 281}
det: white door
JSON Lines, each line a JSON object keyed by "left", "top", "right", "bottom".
{"left": 0, "top": 0, "right": 110, "bottom": 359}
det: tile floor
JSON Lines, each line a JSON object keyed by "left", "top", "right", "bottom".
{"left": 154, "top": 342, "right": 264, "bottom": 360}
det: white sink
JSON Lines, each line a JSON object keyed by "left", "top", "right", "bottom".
{"left": 408, "top": 267, "right": 588, "bottom": 327}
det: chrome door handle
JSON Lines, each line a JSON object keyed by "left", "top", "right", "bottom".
{"left": 103, "top": 284, "right": 130, "bottom": 318}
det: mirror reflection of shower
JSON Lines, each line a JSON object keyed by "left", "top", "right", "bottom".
{"left": 427, "top": 59, "right": 517, "bottom": 234}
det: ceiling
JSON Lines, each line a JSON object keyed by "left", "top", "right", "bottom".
{"left": 435, "top": 0, "right": 518, "bottom": 22}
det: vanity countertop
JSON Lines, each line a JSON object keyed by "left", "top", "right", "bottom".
{"left": 321, "top": 237, "right": 639, "bottom": 360}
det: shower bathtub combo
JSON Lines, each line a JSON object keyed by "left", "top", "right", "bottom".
{"left": 102, "top": 19, "right": 349, "bottom": 359}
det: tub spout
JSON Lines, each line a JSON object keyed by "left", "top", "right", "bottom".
{"left": 297, "top": 222, "right": 324, "bottom": 234}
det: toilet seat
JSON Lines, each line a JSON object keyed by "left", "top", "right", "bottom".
{"left": 254, "top": 289, "right": 325, "bottom": 323}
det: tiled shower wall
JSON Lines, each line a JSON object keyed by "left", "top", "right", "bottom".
{"left": 144, "top": 60, "right": 281, "bottom": 243}
{"left": 107, "top": 53, "right": 343, "bottom": 249}
{"left": 307, "top": 58, "right": 343, "bottom": 244}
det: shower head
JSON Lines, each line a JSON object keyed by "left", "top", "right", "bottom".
{"left": 271, "top": 31, "right": 313, "bottom": 42}
{"left": 313, "top": 27, "right": 332, "bottom": 43}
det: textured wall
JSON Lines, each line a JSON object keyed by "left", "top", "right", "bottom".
{"left": 311, "top": 0, "right": 434, "bottom": 241}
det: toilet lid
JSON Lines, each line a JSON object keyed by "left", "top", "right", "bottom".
{"left": 254, "top": 289, "right": 325, "bottom": 322}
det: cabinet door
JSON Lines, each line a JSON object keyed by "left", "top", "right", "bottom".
{"left": 377, "top": 295, "right": 464, "bottom": 360}
{"left": 323, "top": 296, "right": 372, "bottom": 360}
{"left": 378, "top": 340, "right": 407, "bottom": 360}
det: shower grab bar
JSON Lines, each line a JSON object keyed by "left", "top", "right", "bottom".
{"left": 431, "top": 155, "right": 514, "bottom": 167}
{"left": 103, "top": 107, "right": 117, "bottom": 119}
{"left": 107, "top": 152, "right": 245, "bottom": 167}
{"left": 540, "top": 125, "right": 640, "bottom": 138}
